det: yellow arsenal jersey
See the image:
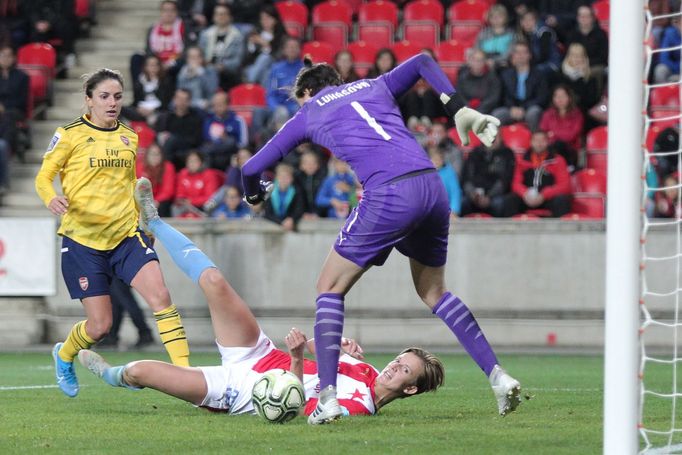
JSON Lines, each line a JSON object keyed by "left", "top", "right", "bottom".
{"left": 35, "top": 115, "right": 140, "bottom": 250}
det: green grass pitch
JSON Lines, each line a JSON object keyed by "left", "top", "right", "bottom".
{"left": 0, "top": 351, "right": 661, "bottom": 454}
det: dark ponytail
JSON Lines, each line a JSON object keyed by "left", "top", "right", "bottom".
{"left": 292, "top": 56, "right": 343, "bottom": 99}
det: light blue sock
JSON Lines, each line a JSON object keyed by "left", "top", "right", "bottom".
{"left": 148, "top": 218, "right": 216, "bottom": 283}
{"left": 103, "top": 366, "right": 140, "bottom": 390}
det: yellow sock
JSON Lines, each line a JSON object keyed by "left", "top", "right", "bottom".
{"left": 58, "top": 320, "right": 96, "bottom": 362}
{"left": 154, "top": 304, "right": 190, "bottom": 366}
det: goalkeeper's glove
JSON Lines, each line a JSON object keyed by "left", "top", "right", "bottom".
{"left": 244, "top": 180, "right": 274, "bottom": 206}
{"left": 440, "top": 92, "right": 501, "bottom": 147}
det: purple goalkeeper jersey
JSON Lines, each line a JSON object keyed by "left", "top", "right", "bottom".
{"left": 242, "top": 54, "right": 457, "bottom": 196}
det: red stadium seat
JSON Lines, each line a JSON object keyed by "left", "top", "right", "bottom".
{"left": 342, "top": 0, "right": 365, "bottom": 14}
{"left": 573, "top": 168, "right": 606, "bottom": 194}
{"left": 275, "top": 1, "right": 309, "bottom": 39}
{"left": 229, "top": 83, "right": 267, "bottom": 127}
{"left": 586, "top": 126, "right": 608, "bottom": 153}
{"left": 74, "top": 0, "right": 91, "bottom": 18}
{"left": 586, "top": 153, "right": 607, "bottom": 174}
{"left": 348, "top": 41, "right": 379, "bottom": 78}
{"left": 572, "top": 194, "right": 605, "bottom": 218}
{"left": 448, "top": 126, "right": 482, "bottom": 155}
{"left": 312, "top": 0, "right": 353, "bottom": 50}
{"left": 17, "top": 65, "right": 50, "bottom": 104}
{"left": 646, "top": 120, "right": 678, "bottom": 152}
{"left": 17, "top": 43, "right": 57, "bottom": 77}
{"left": 435, "top": 40, "right": 470, "bottom": 84}
{"left": 129, "top": 121, "right": 157, "bottom": 150}
{"left": 592, "top": 0, "right": 609, "bottom": 33}
{"left": 447, "top": 0, "right": 488, "bottom": 43}
{"left": 402, "top": 0, "right": 444, "bottom": 48}
{"left": 391, "top": 40, "right": 424, "bottom": 63}
{"left": 501, "top": 123, "right": 531, "bottom": 155}
{"left": 649, "top": 84, "right": 680, "bottom": 119}
{"left": 358, "top": 0, "right": 398, "bottom": 48}
{"left": 302, "top": 41, "right": 335, "bottom": 64}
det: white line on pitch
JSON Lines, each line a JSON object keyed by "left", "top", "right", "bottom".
{"left": 643, "top": 443, "right": 682, "bottom": 454}
{"left": 0, "top": 384, "right": 59, "bottom": 391}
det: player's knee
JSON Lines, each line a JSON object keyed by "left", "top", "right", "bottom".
{"left": 200, "top": 268, "right": 229, "bottom": 294}
{"left": 86, "top": 319, "right": 111, "bottom": 340}
{"left": 124, "top": 361, "right": 144, "bottom": 386}
{"left": 147, "top": 286, "right": 172, "bottom": 311}
{"left": 416, "top": 286, "right": 446, "bottom": 309}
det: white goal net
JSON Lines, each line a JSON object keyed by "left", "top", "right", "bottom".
{"left": 639, "top": 3, "right": 682, "bottom": 453}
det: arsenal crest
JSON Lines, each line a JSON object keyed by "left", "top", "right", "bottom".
{"left": 79, "top": 277, "right": 89, "bottom": 291}
{"left": 120, "top": 135, "right": 129, "bottom": 146}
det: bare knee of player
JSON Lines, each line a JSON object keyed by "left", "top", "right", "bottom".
{"left": 123, "top": 360, "right": 149, "bottom": 387}
{"left": 144, "top": 285, "right": 172, "bottom": 312}
{"left": 416, "top": 283, "right": 447, "bottom": 309}
{"left": 410, "top": 261, "right": 447, "bottom": 309}
{"left": 199, "top": 267, "right": 229, "bottom": 297}
{"left": 316, "top": 257, "right": 365, "bottom": 295}
{"left": 85, "top": 316, "right": 112, "bottom": 341}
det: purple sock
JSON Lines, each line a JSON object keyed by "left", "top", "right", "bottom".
{"left": 314, "top": 293, "right": 345, "bottom": 389}
{"left": 433, "top": 292, "right": 498, "bottom": 376}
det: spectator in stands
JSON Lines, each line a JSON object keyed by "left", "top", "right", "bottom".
{"left": 201, "top": 91, "right": 248, "bottom": 170}
{"left": 0, "top": 46, "right": 29, "bottom": 121}
{"left": 122, "top": 55, "right": 174, "bottom": 125}
{"left": 476, "top": 4, "right": 515, "bottom": 70}
{"left": 177, "top": 0, "right": 215, "bottom": 43}
{"left": 199, "top": 3, "right": 245, "bottom": 91}
{"left": 539, "top": 84, "right": 583, "bottom": 172}
{"left": 366, "top": 48, "right": 396, "bottom": 79}
{"left": 0, "top": 103, "right": 11, "bottom": 195}
{"left": 653, "top": 16, "right": 681, "bottom": 83}
{"left": 507, "top": 130, "right": 572, "bottom": 217}
{"left": 517, "top": 9, "right": 562, "bottom": 76}
{"left": 653, "top": 125, "right": 679, "bottom": 180}
{"left": 0, "top": 1, "right": 29, "bottom": 48}
{"left": 243, "top": 4, "right": 287, "bottom": 87}
{"left": 173, "top": 150, "right": 222, "bottom": 217}
{"left": 265, "top": 36, "right": 303, "bottom": 117}
{"left": 135, "top": 143, "right": 176, "bottom": 218}
{"left": 429, "top": 147, "right": 461, "bottom": 219}
{"left": 315, "top": 157, "right": 356, "bottom": 219}
{"left": 203, "top": 147, "right": 253, "bottom": 214}
{"left": 211, "top": 185, "right": 252, "bottom": 219}
{"left": 264, "top": 162, "right": 305, "bottom": 230}
{"left": 155, "top": 88, "right": 204, "bottom": 169}
{"left": 456, "top": 48, "right": 502, "bottom": 116}
{"left": 27, "top": 0, "right": 77, "bottom": 69}
{"left": 654, "top": 172, "right": 681, "bottom": 218}
{"left": 566, "top": 5, "right": 608, "bottom": 87}
{"left": 492, "top": 41, "right": 550, "bottom": 131}
{"left": 295, "top": 150, "right": 327, "bottom": 218}
{"left": 650, "top": 0, "right": 672, "bottom": 46}
{"left": 176, "top": 46, "right": 219, "bottom": 111}
{"left": 460, "top": 134, "right": 517, "bottom": 217}
{"left": 559, "top": 43, "right": 601, "bottom": 114}
{"left": 139, "top": 0, "right": 186, "bottom": 78}
{"left": 334, "top": 50, "right": 359, "bottom": 83}
{"left": 530, "top": 0, "right": 586, "bottom": 42}
{"left": 426, "top": 122, "right": 463, "bottom": 176}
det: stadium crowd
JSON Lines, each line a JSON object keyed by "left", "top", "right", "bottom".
{"left": 1, "top": 0, "right": 680, "bottom": 220}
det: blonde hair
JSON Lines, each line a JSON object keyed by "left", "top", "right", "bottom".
{"left": 400, "top": 347, "right": 445, "bottom": 395}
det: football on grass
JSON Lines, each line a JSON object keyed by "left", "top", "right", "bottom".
{"left": 252, "top": 369, "right": 305, "bottom": 423}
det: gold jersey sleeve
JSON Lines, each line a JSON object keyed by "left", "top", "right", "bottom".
{"left": 35, "top": 116, "right": 141, "bottom": 250}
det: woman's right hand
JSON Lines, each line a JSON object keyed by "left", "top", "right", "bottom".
{"left": 48, "top": 196, "right": 69, "bottom": 215}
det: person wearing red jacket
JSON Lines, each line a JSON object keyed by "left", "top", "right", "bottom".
{"left": 173, "top": 150, "right": 222, "bottom": 218}
{"left": 136, "top": 143, "right": 176, "bottom": 217}
{"left": 505, "top": 130, "right": 572, "bottom": 217}
{"left": 539, "top": 84, "right": 584, "bottom": 171}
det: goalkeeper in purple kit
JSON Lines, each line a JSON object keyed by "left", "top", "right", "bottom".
{"left": 242, "top": 53, "right": 521, "bottom": 424}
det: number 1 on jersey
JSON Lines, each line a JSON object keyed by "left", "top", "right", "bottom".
{"left": 351, "top": 101, "right": 391, "bottom": 141}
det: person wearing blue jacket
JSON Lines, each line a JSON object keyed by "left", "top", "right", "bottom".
{"left": 429, "top": 147, "right": 461, "bottom": 218}
{"left": 315, "top": 158, "right": 357, "bottom": 219}
{"left": 201, "top": 91, "right": 248, "bottom": 170}
{"left": 654, "top": 18, "right": 682, "bottom": 83}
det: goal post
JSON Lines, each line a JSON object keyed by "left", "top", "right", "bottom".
{"left": 603, "top": 0, "right": 644, "bottom": 454}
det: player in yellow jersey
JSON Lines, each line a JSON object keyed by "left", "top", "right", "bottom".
{"left": 34, "top": 69, "right": 190, "bottom": 398}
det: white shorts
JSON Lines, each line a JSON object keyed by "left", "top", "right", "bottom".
{"left": 198, "top": 330, "right": 276, "bottom": 414}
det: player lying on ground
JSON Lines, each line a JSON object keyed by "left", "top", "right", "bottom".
{"left": 78, "top": 178, "right": 445, "bottom": 417}
{"left": 241, "top": 54, "right": 521, "bottom": 424}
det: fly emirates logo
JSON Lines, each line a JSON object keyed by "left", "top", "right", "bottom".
{"left": 315, "top": 81, "right": 371, "bottom": 107}
{"left": 89, "top": 148, "right": 133, "bottom": 168}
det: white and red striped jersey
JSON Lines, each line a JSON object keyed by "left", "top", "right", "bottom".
{"left": 251, "top": 349, "right": 380, "bottom": 416}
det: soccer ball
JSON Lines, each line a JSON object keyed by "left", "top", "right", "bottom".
{"left": 252, "top": 369, "right": 305, "bottom": 423}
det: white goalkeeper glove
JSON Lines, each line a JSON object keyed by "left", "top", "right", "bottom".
{"left": 440, "top": 93, "right": 501, "bottom": 147}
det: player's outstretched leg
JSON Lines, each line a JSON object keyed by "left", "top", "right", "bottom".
{"left": 52, "top": 342, "right": 79, "bottom": 397}
{"left": 78, "top": 349, "right": 140, "bottom": 390}
{"left": 410, "top": 259, "right": 521, "bottom": 416}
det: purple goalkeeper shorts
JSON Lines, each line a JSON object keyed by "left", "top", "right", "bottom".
{"left": 334, "top": 169, "right": 450, "bottom": 268}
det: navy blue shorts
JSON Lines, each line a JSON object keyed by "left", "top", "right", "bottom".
{"left": 61, "top": 231, "right": 159, "bottom": 300}
{"left": 334, "top": 170, "right": 450, "bottom": 269}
